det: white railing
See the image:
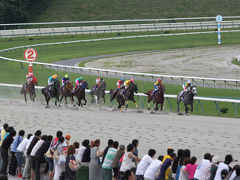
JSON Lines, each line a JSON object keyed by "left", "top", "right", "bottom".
{"left": 1, "top": 16, "right": 240, "bottom": 26}
{"left": 1, "top": 83, "right": 240, "bottom": 103}
{"left": 1, "top": 20, "right": 240, "bottom": 38}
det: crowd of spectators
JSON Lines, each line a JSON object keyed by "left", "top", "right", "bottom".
{"left": 0, "top": 123, "right": 239, "bottom": 180}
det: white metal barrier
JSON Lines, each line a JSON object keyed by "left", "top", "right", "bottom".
{"left": 1, "top": 83, "right": 240, "bottom": 103}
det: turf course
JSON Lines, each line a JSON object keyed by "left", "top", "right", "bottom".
{"left": 0, "top": 31, "right": 240, "bottom": 118}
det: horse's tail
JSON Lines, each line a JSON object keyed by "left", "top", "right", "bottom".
{"left": 41, "top": 88, "right": 46, "bottom": 95}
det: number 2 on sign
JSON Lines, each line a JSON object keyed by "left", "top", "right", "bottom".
{"left": 27, "top": 50, "right": 34, "bottom": 59}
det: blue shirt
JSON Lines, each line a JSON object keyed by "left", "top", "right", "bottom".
{"left": 158, "top": 158, "right": 173, "bottom": 178}
{"left": 11, "top": 135, "right": 23, "bottom": 153}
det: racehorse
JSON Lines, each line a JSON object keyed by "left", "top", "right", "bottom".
{"left": 20, "top": 79, "right": 38, "bottom": 104}
{"left": 90, "top": 81, "right": 106, "bottom": 104}
{"left": 124, "top": 83, "right": 138, "bottom": 109}
{"left": 59, "top": 82, "right": 74, "bottom": 106}
{"left": 177, "top": 86, "right": 197, "bottom": 114}
{"left": 144, "top": 84, "right": 165, "bottom": 111}
{"left": 41, "top": 79, "right": 61, "bottom": 108}
{"left": 110, "top": 83, "right": 138, "bottom": 111}
{"left": 71, "top": 81, "right": 89, "bottom": 107}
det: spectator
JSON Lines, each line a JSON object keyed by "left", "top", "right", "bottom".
{"left": 135, "top": 149, "right": 156, "bottom": 180}
{"left": 30, "top": 134, "right": 47, "bottom": 180}
{"left": 132, "top": 139, "right": 139, "bottom": 172}
{"left": 232, "top": 166, "right": 240, "bottom": 180}
{"left": 16, "top": 133, "right": 32, "bottom": 178}
{"left": 214, "top": 154, "right": 234, "bottom": 180}
{"left": 157, "top": 151, "right": 175, "bottom": 180}
{"left": 65, "top": 145, "right": 77, "bottom": 180}
{"left": 0, "top": 129, "right": 16, "bottom": 174}
{"left": 210, "top": 155, "right": 220, "bottom": 180}
{"left": 76, "top": 139, "right": 89, "bottom": 163}
{"left": 89, "top": 139, "right": 103, "bottom": 180}
{"left": 172, "top": 149, "right": 183, "bottom": 179}
{"left": 0, "top": 123, "right": 9, "bottom": 169}
{"left": 35, "top": 135, "right": 52, "bottom": 180}
{"left": 119, "top": 144, "right": 141, "bottom": 180}
{"left": 184, "top": 156, "right": 197, "bottom": 180}
{"left": 9, "top": 130, "right": 25, "bottom": 176}
{"left": 194, "top": 152, "right": 211, "bottom": 180}
{"left": 102, "top": 139, "right": 113, "bottom": 163}
{"left": 52, "top": 136, "right": 65, "bottom": 180}
{"left": 78, "top": 139, "right": 90, "bottom": 180}
{"left": 162, "top": 147, "right": 175, "bottom": 180}
{"left": 23, "top": 130, "right": 41, "bottom": 179}
{"left": 144, "top": 155, "right": 163, "bottom": 180}
{"left": 73, "top": 141, "right": 80, "bottom": 155}
{"left": 102, "top": 141, "right": 119, "bottom": 180}
{"left": 221, "top": 169, "right": 229, "bottom": 180}
{"left": 112, "top": 145, "right": 125, "bottom": 180}
{"left": 179, "top": 157, "right": 191, "bottom": 180}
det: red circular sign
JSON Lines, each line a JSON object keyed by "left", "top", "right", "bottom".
{"left": 24, "top": 48, "right": 38, "bottom": 62}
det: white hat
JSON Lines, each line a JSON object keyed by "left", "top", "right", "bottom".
{"left": 212, "top": 155, "right": 219, "bottom": 163}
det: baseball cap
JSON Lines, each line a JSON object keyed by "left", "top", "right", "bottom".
{"left": 65, "top": 134, "right": 71, "bottom": 140}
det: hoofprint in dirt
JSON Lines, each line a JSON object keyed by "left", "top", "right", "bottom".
{"left": 1, "top": 97, "right": 239, "bottom": 163}
{"left": 85, "top": 45, "right": 240, "bottom": 79}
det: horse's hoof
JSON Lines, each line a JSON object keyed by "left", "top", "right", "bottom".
{"left": 45, "top": 105, "right": 49, "bottom": 108}
{"left": 136, "top": 110, "right": 143, "bottom": 113}
{"left": 148, "top": 108, "right": 150, "bottom": 110}
{"left": 177, "top": 112, "right": 184, "bottom": 115}
{"left": 151, "top": 111, "right": 156, "bottom": 114}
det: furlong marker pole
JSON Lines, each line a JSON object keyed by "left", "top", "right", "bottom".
{"left": 218, "top": 22, "right": 221, "bottom": 44}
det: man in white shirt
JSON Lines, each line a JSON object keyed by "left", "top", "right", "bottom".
{"left": 16, "top": 134, "right": 32, "bottom": 178}
{"left": 214, "top": 154, "right": 234, "bottom": 180}
{"left": 194, "top": 153, "right": 211, "bottom": 180}
{"left": 144, "top": 155, "right": 163, "bottom": 180}
{"left": 76, "top": 139, "right": 89, "bottom": 163}
{"left": 136, "top": 149, "right": 156, "bottom": 180}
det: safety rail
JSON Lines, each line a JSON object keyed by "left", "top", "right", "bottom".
{"left": 1, "top": 20, "right": 240, "bottom": 38}
{"left": 0, "top": 83, "right": 240, "bottom": 117}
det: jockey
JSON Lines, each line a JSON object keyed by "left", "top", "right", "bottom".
{"left": 48, "top": 74, "right": 58, "bottom": 86}
{"left": 152, "top": 78, "right": 162, "bottom": 97}
{"left": 117, "top": 78, "right": 125, "bottom": 89}
{"left": 61, "top": 74, "right": 70, "bottom": 91}
{"left": 48, "top": 74, "right": 58, "bottom": 92}
{"left": 74, "top": 76, "right": 85, "bottom": 94}
{"left": 96, "top": 78, "right": 101, "bottom": 87}
{"left": 112, "top": 78, "right": 125, "bottom": 99}
{"left": 180, "top": 80, "right": 192, "bottom": 100}
{"left": 124, "top": 78, "right": 134, "bottom": 93}
{"left": 26, "top": 73, "right": 34, "bottom": 87}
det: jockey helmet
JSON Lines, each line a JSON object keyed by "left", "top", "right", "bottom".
{"left": 158, "top": 78, "right": 162, "bottom": 83}
{"left": 65, "top": 74, "right": 69, "bottom": 78}
{"left": 130, "top": 78, "right": 135, "bottom": 83}
{"left": 49, "top": 76, "right": 53, "bottom": 81}
{"left": 79, "top": 76, "right": 83, "bottom": 81}
{"left": 121, "top": 78, "right": 124, "bottom": 82}
{"left": 52, "top": 74, "right": 57, "bottom": 79}
{"left": 100, "top": 77, "right": 103, "bottom": 81}
{"left": 29, "top": 73, "right": 33, "bottom": 76}
{"left": 187, "top": 80, "right": 192, "bottom": 86}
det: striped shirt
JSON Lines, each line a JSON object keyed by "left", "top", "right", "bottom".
{"left": 102, "top": 147, "right": 117, "bottom": 169}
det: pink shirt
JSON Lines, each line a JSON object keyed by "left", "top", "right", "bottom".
{"left": 185, "top": 163, "right": 198, "bottom": 179}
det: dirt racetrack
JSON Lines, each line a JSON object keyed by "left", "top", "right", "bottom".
{"left": 1, "top": 97, "right": 239, "bottom": 162}
{"left": 85, "top": 45, "right": 240, "bottom": 79}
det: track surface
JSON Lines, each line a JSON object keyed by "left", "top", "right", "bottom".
{"left": 1, "top": 98, "right": 239, "bottom": 163}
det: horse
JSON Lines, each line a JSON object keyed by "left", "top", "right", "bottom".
{"left": 59, "top": 82, "right": 74, "bottom": 107}
{"left": 71, "top": 81, "right": 89, "bottom": 107}
{"left": 41, "top": 79, "right": 61, "bottom": 108}
{"left": 144, "top": 84, "right": 165, "bottom": 111}
{"left": 90, "top": 81, "right": 106, "bottom": 104}
{"left": 124, "top": 83, "right": 138, "bottom": 109}
{"left": 177, "top": 86, "right": 197, "bottom": 114}
{"left": 20, "top": 79, "right": 38, "bottom": 104}
{"left": 110, "top": 83, "right": 138, "bottom": 111}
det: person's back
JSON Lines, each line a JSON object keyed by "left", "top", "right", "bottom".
{"left": 214, "top": 154, "right": 233, "bottom": 180}
{"left": 144, "top": 156, "right": 163, "bottom": 180}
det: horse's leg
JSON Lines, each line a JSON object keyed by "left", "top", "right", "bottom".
{"left": 103, "top": 94, "right": 106, "bottom": 103}
{"left": 45, "top": 96, "right": 50, "bottom": 108}
{"left": 132, "top": 98, "right": 138, "bottom": 108}
{"left": 191, "top": 103, "right": 193, "bottom": 111}
{"left": 125, "top": 100, "right": 129, "bottom": 109}
{"left": 154, "top": 103, "right": 159, "bottom": 111}
{"left": 65, "top": 96, "right": 67, "bottom": 107}
{"left": 177, "top": 100, "right": 180, "bottom": 112}
{"left": 24, "top": 92, "right": 27, "bottom": 104}
{"left": 160, "top": 102, "right": 163, "bottom": 111}
{"left": 59, "top": 95, "right": 63, "bottom": 106}
{"left": 185, "top": 105, "right": 188, "bottom": 114}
